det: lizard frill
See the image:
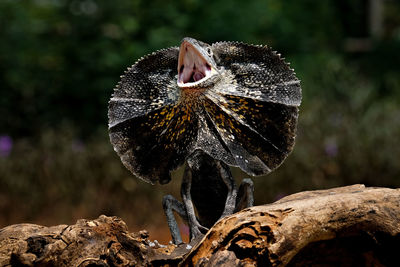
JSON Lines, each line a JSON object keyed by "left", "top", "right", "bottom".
{"left": 108, "top": 41, "right": 301, "bottom": 184}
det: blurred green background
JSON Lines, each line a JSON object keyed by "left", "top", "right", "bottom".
{"left": 1, "top": 0, "right": 399, "bottom": 243}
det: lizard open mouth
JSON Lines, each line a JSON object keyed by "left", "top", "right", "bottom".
{"left": 177, "top": 41, "right": 212, "bottom": 87}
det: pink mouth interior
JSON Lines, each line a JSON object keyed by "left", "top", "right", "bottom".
{"left": 178, "top": 43, "right": 211, "bottom": 84}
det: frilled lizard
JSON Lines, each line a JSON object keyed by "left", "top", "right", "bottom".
{"left": 108, "top": 38, "right": 301, "bottom": 245}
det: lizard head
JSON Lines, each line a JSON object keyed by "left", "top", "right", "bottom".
{"left": 177, "top": 37, "right": 219, "bottom": 88}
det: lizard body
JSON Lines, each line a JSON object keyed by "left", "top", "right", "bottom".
{"left": 108, "top": 37, "right": 301, "bottom": 244}
{"left": 162, "top": 150, "right": 254, "bottom": 244}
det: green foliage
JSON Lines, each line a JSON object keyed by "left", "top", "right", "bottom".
{"left": 2, "top": 0, "right": 388, "bottom": 136}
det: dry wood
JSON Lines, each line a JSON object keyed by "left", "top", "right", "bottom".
{"left": 1, "top": 184, "right": 399, "bottom": 266}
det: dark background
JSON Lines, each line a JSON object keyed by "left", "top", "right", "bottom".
{"left": 1, "top": 0, "right": 399, "bottom": 243}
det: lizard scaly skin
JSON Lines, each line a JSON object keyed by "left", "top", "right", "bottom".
{"left": 108, "top": 37, "right": 301, "bottom": 244}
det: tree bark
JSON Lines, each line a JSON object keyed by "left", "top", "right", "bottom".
{"left": 1, "top": 184, "right": 399, "bottom": 266}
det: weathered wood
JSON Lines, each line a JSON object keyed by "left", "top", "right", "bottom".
{"left": 1, "top": 185, "right": 399, "bottom": 266}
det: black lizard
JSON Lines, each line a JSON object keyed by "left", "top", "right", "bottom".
{"left": 108, "top": 37, "right": 301, "bottom": 244}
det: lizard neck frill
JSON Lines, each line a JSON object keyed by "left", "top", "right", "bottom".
{"left": 178, "top": 87, "right": 207, "bottom": 110}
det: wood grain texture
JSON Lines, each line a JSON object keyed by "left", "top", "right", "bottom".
{"left": 1, "top": 185, "right": 399, "bottom": 266}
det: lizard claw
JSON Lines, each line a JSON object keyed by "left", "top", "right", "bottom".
{"left": 198, "top": 224, "right": 209, "bottom": 233}
{"left": 190, "top": 221, "right": 209, "bottom": 240}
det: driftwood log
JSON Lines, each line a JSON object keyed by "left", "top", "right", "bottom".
{"left": 0, "top": 184, "right": 399, "bottom": 266}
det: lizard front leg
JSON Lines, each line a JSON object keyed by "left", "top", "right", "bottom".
{"left": 218, "top": 161, "right": 238, "bottom": 218}
{"left": 162, "top": 194, "right": 187, "bottom": 244}
{"left": 181, "top": 165, "right": 208, "bottom": 241}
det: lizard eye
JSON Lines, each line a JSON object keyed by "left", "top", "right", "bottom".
{"left": 207, "top": 48, "right": 212, "bottom": 55}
